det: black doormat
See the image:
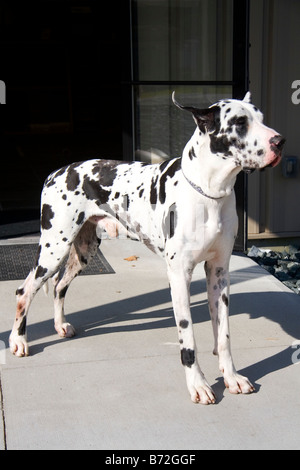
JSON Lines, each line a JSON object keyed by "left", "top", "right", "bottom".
{"left": 0, "top": 244, "right": 115, "bottom": 281}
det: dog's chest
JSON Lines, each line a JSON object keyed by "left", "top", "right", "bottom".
{"left": 178, "top": 198, "right": 226, "bottom": 253}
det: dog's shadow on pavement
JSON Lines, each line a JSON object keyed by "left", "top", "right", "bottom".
{"left": 212, "top": 346, "right": 295, "bottom": 402}
{"left": 212, "top": 287, "right": 300, "bottom": 400}
{"left": 2, "top": 276, "right": 300, "bottom": 400}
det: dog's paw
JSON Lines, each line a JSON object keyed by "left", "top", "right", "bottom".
{"left": 224, "top": 373, "right": 255, "bottom": 394}
{"left": 9, "top": 332, "right": 29, "bottom": 357}
{"left": 55, "top": 322, "right": 76, "bottom": 338}
{"left": 189, "top": 383, "right": 216, "bottom": 405}
{"left": 186, "top": 370, "right": 216, "bottom": 404}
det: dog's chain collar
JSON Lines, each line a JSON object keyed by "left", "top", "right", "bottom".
{"left": 182, "top": 170, "right": 226, "bottom": 200}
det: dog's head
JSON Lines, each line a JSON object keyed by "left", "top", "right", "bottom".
{"left": 172, "top": 92, "right": 285, "bottom": 173}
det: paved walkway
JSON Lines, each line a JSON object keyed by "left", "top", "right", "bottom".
{"left": 0, "top": 239, "right": 300, "bottom": 450}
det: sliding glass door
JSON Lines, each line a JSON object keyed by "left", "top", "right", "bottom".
{"left": 122, "top": 0, "right": 249, "bottom": 249}
{"left": 132, "top": 0, "right": 234, "bottom": 161}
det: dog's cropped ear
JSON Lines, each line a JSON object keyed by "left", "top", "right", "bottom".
{"left": 243, "top": 91, "right": 252, "bottom": 103}
{"left": 172, "top": 92, "right": 216, "bottom": 133}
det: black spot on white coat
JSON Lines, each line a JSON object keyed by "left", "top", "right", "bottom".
{"left": 188, "top": 147, "right": 196, "bottom": 160}
{"left": 18, "top": 317, "right": 27, "bottom": 336}
{"left": 159, "top": 158, "right": 181, "bottom": 204}
{"left": 41, "top": 204, "right": 55, "bottom": 230}
{"left": 222, "top": 294, "right": 229, "bottom": 307}
{"left": 82, "top": 175, "right": 111, "bottom": 204}
{"left": 35, "top": 265, "right": 48, "bottom": 279}
{"left": 181, "top": 348, "right": 195, "bottom": 368}
{"left": 163, "top": 203, "right": 177, "bottom": 239}
{"left": 100, "top": 166, "right": 118, "bottom": 187}
{"left": 179, "top": 320, "right": 189, "bottom": 329}
{"left": 76, "top": 211, "right": 85, "bottom": 225}
{"left": 66, "top": 165, "right": 80, "bottom": 191}
{"left": 150, "top": 176, "right": 158, "bottom": 205}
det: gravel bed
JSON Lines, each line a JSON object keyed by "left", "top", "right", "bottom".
{"left": 247, "top": 245, "right": 300, "bottom": 295}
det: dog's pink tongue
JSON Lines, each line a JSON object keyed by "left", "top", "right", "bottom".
{"left": 270, "top": 155, "right": 281, "bottom": 167}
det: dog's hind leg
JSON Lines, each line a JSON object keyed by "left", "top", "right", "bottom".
{"left": 10, "top": 238, "right": 73, "bottom": 357}
{"left": 53, "top": 220, "right": 100, "bottom": 338}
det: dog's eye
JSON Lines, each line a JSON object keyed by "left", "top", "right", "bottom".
{"left": 236, "top": 116, "right": 247, "bottom": 127}
{"left": 235, "top": 116, "right": 248, "bottom": 137}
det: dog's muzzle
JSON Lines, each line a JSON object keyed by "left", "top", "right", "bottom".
{"left": 267, "top": 135, "right": 286, "bottom": 168}
{"left": 270, "top": 135, "right": 286, "bottom": 155}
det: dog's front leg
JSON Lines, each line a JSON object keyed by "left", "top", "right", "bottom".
{"left": 167, "top": 265, "right": 216, "bottom": 404}
{"left": 205, "top": 259, "right": 255, "bottom": 394}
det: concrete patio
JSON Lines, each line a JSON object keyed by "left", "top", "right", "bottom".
{"left": 0, "top": 238, "right": 300, "bottom": 450}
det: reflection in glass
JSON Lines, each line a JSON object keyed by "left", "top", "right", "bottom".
{"left": 134, "top": 0, "right": 233, "bottom": 82}
{"left": 135, "top": 85, "right": 232, "bottom": 161}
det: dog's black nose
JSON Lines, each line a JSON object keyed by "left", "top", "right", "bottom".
{"left": 270, "top": 135, "right": 286, "bottom": 152}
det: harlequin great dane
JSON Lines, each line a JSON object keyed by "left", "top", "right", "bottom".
{"left": 10, "top": 92, "right": 285, "bottom": 404}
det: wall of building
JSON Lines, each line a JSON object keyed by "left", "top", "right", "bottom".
{"left": 248, "top": 0, "right": 300, "bottom": 242}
